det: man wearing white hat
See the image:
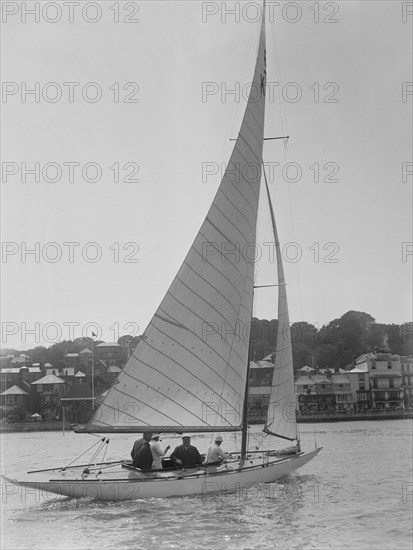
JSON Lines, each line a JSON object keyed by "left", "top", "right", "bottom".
{"left": 150, "top": 434, "right": 170, "bottom": 470}
{"left": 205, "top": 435, "right": 230, "bottom": 464}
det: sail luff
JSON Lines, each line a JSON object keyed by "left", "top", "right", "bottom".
{"left": 85, "top": 9, "right": 267, "bottom": 434}
{"left": 262, "top": 167, "right": 298, "bottom": 441}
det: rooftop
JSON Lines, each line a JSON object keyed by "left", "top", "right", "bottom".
{"left": 331, "top": 374, "right": 350, "bottom": 384}
{"left": 1, "top": 367, "right": 42, "bottom": 375}
{"left": 1, "top": 385, "right": 29, "bottom": 396}
{"left": 295, "top": 376, "right": 315, "bottom": 385}
{"left": 32, "top": 374, "right": 65, "bottom": 385}
{"left": 348, "top": 366, "right": 369, "bottom": 374}
{"left": 107, "top": 366, "right": 121, "bottom": 373}
{"left": 249, "top": 360, "right": 273, "bottom": 369}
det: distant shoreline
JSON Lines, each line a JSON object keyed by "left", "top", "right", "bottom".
{"left": 0, "top": 421, "right": 72, "bottom": 433}
{"left": 248, "top": 410, "right": 413, "bottom": 424}
{"left": 296, "top": 411, "right": 413, "bottom": 423}
{"left": 1, "top": 411, "right": 412, "bottom": 433}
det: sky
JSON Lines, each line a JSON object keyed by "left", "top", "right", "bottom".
{"left": 1, "top": 0, "right": 412, "bottom": 350}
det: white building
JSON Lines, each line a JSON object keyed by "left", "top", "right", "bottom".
{"left": 352, "top": 350, "right": 404, "bottom": 410}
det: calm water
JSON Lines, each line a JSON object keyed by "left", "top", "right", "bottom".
{"left": 1, "top": 421, "right": 412, "bottom": 550}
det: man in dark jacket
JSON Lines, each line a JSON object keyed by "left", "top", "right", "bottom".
{"left": 131, "top": 432, "right": 152, "bottom": 467}
{"left": 170, "top": 435, "right": 203, "bottom": 467}
{"left": 135, "top": 439, "right": 153, "bottom": 470}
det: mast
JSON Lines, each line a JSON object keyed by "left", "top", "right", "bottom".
{"left": 241, "top": 0, "right": 266, "bottom": 458}
{"left": 241, "top": 337, "right": 253, "bottom": 458}
{"left": 91, "top": 336, "right": 95, "bottom": 410}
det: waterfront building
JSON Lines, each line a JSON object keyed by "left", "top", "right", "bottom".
{"left": 330, "top": 373, "right": 352, "bottom": 410}
{"left": 106, "top": 365, "right": 122, "bottom": 382}
{"left": 309, "top": 373, "right": 335, "bottom": 411}
{"left": 295, "top": 371, "right": 351, "bottom": 412}
{"left": 60, "top": 379, "right": 94, "bottom": 424}
{"left": 401, "top": 356, "right": 413, "bottom": 408}
{"left": 0, "top": 365, "right": 43, "bottom": 393}
{"left": 0, "top": 385, "right": 29, "bottom": 421}
{"left": 32, "top": 374, "right": 66, "bottom": 420}
{"left": 46, "top": 365, "right": 75, "bottom": 378}
{"left": 354, "top": 349, "right": 404, "bottom": 410}
{"left": 64, "top": 352, "right": 80, "bottom": 370}
{"left": 78, "top": 348, "right": 92, "bottom": 371}
{"left": 295, "top": 374, "right": 317, "bottom": 412}
{"left": 94, "top": 342, "right": 124, "bottom": 366}
{"left": 347, "top": 363, "right": 371, "bottom": 410}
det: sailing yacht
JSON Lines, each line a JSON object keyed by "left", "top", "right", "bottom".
{"left": 4, "top": 1, "right": 321, "bottom": 500}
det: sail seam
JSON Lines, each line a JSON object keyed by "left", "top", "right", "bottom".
{"left": 211, "top": 203, "right": 252, "bottom": 244}
{"left": 222, "top": 170, "right": 256, "bottom": 212}
{"left": 153, "top": 312, "right": 245, "bottom": 382}
{"left": 101, "top": 386, "right": 183, "bottom": 424}
{"left": 119, "top": 366, "right": 237, "bottom": 427}
{"left": 240, "top": 117, "right": 262, "bottom": 150}
{"left": 175, "top": 275, "right": 235, "bottom": 327}
{"left": 228, "top": 148, "right": 261, "bottom": 201}
{"left": 158, "top": 294, "right": 247, "bottom": 366}
{"left": 237, "top": 133, "right": 262, "bottom": 173}
{"left": 181, "top": 260, "right": 239, "bottom": 317}
{"left": 224, "top": 150, "right": 260, "bottom": 201}
{"left": 114, "top": 381, "right": 208, "bottom": 427}
{"left": 190, "top": 247, "right": 243, "bottom": 303}
{"left": 219, "top": 188, "right": 254, "bottom": 228}
{"left": 198, "top": 228, "right": 245, "bottom": 279}
{"left": 133, "top": 340, "right": 244, "bottom": 413}
{"left": 218, "top": 275, "right": 254, "bottom": 425}
{"left": 203, "top": 219, "right": 254, "bottom": 281}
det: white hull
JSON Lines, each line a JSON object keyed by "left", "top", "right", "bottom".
{"left": 3, "top": 449, "right": 321, "bottom": 501}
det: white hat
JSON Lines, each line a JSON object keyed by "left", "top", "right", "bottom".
{"left": 214, "top": 435, "right": 223, "bottom": 442}
{"left": 151, "top": 433, "right": 160, "bottom": 439}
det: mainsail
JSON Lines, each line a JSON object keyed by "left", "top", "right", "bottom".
{"left": 86, "top": 13, "right": 267, "bottom": 433}
{"left": 263, "top": 171, "right": 297, "bottom": 441}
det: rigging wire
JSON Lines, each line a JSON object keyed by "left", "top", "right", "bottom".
{"left": 268, "top": 16, "right": 318, "bottom": 450}
{"left": 269, "top": 13, "right": 289, "bottom": 139}
{"left": 97, "top": 439, "right": 110, "bottom": 472}
{"left": 269, "top": 14, "right": 306, "bottom": 325}
{"left": 63, "top": 437, "right": 107, "bottom": 470}
{"left": 86, "top": 438, "right": 109, "bottom": 469}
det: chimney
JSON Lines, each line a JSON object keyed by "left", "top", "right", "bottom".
{"left": 19, "top": 366, "right": 29, "bottom": 386}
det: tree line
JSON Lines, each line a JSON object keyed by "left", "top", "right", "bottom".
{"left": 2, "top": 312, "right": 412, "bottom": 375}
{"left": 249, "top": 311, "right": 412, "bottom": 372}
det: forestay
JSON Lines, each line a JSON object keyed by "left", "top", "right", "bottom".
{"left": 86, "top": 13, "right": 267, "bottom": 433}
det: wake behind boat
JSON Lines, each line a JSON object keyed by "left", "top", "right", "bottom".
{"left": 5, "top": 0, "right": 321, "bottom": 500}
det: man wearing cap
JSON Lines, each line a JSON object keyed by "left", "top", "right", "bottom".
{"left": 170, "top": 436, "right": 203, "bottom": 468}
{"left": 131, "top": 432, "right": 152, "bottom": 468}
{"left": 150, "top": 434, "right": 170, "bottom": 470}
{"left": 205, "top": 435, "right": 230, "bottom": 464}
